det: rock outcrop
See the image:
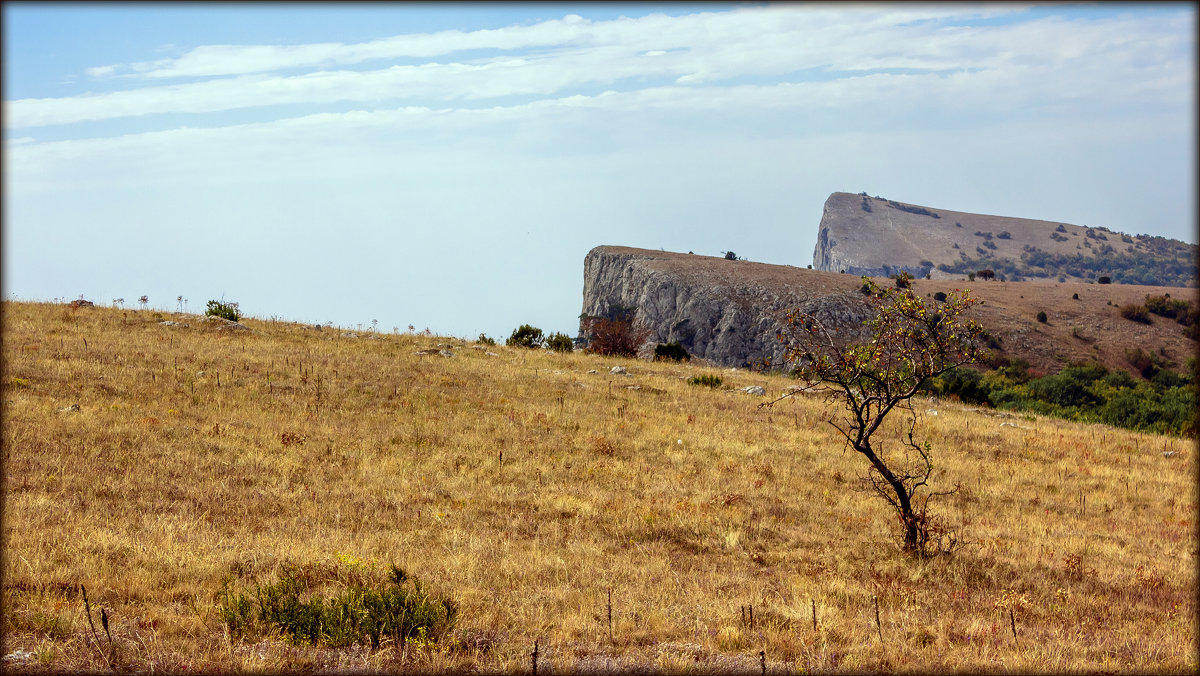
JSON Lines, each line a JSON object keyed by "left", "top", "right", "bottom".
{"left": 813, "top": 192, "right": 1198, "bottom": 287}
{"left": 578, "top": 245, "right": 1197, "bottom": 377}
{"left": 580, "top": 246, "right": 874, "bottom": 368}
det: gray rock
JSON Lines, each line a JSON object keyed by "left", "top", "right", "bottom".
{"left": 579, "top": 246, "right": 873, "bottom": 370}
{"left": 742, "top": 386, "right": 766, "bottom": 396}
{"left": 610, "top": 366, "right": 628, "bottom": 375}
{"left": 58, "top": 404, "right": 81, "bottom": 413}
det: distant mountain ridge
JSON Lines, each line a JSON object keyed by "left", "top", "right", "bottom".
{"left": 812, "top": 192, "right": 1197, "bottom": 287}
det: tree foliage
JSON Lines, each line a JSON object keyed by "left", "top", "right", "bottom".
{"left": 506, "top": 324, "right": 544, "bottom": 349}
{"left": 766, "top": 277, "right": 988, "bottom": 555}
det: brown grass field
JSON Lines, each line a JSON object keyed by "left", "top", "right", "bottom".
{"left": 2, "top": 300, "right": 1196, "bottom": 672}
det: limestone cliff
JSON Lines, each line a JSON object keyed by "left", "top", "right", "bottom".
{"left": 580, "top": 246, "right": 873, "bottom": 368}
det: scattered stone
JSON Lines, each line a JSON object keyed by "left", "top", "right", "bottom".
{"left": 587, "top": 370, "right": 598, "bottom": 374}
{"left": 1162, "top": 451, "right": 1178, "bottom": 458}
{"left": 196, "top": 371, "right": 206, "bottom": 377}
{"left": 202, "top": 315, "right": 249, "bottom": 331}
{"left": 627, "top": 385, "right": 641, "bottom": 391}
{"left": 69, "top": 299, "right": 94, "bottom": 309}
{"left": 610, "top": 366, "right": 628, "bottom": 375}
{"left": 414, "top": 349, "right": 453, "bottom": 357}
{"left": 341, "top": 332, "right": 359, "bottom": 338}
{"left": 4, "top": 649, "right": 33, "bottom": 665}
{"left": 58, "top": 404, "right": 81, "bottom": 413}
{"left": 742, "top": 385, "right": 766, "bottom": 396}
{"left": 486, "top": 352, "right": 499, "bottom": 356}
{"left": 926, "top": 409, "right": 938, "bottom": 416}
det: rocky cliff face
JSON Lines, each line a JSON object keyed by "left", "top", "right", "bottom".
{"left": 580, "top": 246, "right": 874, "bottom": 368}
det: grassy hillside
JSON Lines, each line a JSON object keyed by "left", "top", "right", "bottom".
{"left": 2, "top": 301, "right": 1196, "bottom": 672}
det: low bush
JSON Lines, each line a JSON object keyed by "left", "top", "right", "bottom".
{"left": 688, "top": 374, "right": 722, "bottom": 388}
{"left": 1144, "top": 294, "right": 1192, "bottom": 321}
{"left": 1118, "top": 304, "right": 1151, "bottom": 324}
{"left": 654, "top": 342, "right": 690, "bottom": 362}
{"left": 933, "top": 292, "right": 947, "bottom": 302}
{"left": 1036, "top": 311, "right": 1047, "bottom": 323}
{"left": 1098, "top": 276, "right": 1112, "bottom": 284}
{"left": 217, "top": 562, "right": 458, "bottom": 650}
{"left": 581, "top": 316, "right": 650, "bottom": 357}
{"left": 928, "top": 360, "right": 1195, "bottom": 437}
{"left": 545, "top": 332, "right": 574, "bottom": 352}
{"left": 507, "top": 325, "right": 544, "bottom": 348}
{"left": 477, "top": 333, "right": 496, "bottom": 346}
{"left": 206, "top": 300, "right": 241, "bottom": 322}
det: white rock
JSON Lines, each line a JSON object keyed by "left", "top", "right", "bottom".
{"left": 742, "top": 386, "right": 766, "bottom": 396}
{"left": 610, "top": 366, "right": 628, "bottom": 375}
{"left": 58, "top": 404, "right": 81, "bottom": 413}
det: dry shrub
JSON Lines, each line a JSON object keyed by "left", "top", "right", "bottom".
{"left": 580, "top": 316, "right": 650, "bottom": 357}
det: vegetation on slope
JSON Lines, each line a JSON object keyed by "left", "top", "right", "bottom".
{"left": 926, "top": 359, "right": 1198, "bottom": 437}
{"left": 2, "top": 301, "right": 1196, "bottom": 672}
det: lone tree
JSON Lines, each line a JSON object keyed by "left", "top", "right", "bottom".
{"left": 764, "top": 277, "right": 989, "bottom": 556}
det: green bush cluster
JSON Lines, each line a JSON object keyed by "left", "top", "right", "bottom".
{"left": 217, "top": 563, "right": 458, "bottom": 650}
{"left": 688, "top": 374, "right": 722, "bottom": 388}
{"left": 477, "top": 333, "right": 496, "bottom": 346}
{"left": 206, "top": 300, "right": 241, "bottom": 322}
{"left": 545, "top": 332, "right": 574, "bottom": 353}
{"left": 654, "top": 342, "right": 690, "bottom": 362}
{"left": 506, "top": 324, "right": 544, "bottom": 348}
{"left": 925, "top": 359, "right": 1196, "bottom": 437}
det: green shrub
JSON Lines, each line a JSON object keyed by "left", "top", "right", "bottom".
{"left": 688, "top": 374, "right": 722, "bottom": 388}
{"left": 545, "top": 332, "right": 574, "bottom": 352}
{"left": 477, "top": 333, "right": 496, "bottom": 346}
{"left": 1097, "top": 276, "right": 1112, "bottom": 284}
{"left": 654, "top": 342, "right": 690, "bottom": 362}
{"left": 1144, "top": 294, "right": 1190, "bottom": 320}
{"left": 933, "top": 291, "right": 947, "bottom": 302}
{"left": 1072, "top": 293, "right": 1079, "bottom": 300}
{"left": 506, "top": 325, "right": 544, "bottom": 348}
{"left": 206, "top": 300, "right": 241, "bottom": 322}
{"left": 217, "top": 562, "right": 457, "bottom": 650}
{"left": 1118, "top": 304, "right": 1151, "bottom": 324}
{"left": 1036, "top": 311, "right": 1047, "bottom": 323}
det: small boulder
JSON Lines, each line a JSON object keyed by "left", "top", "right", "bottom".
{"left": 610, "top": 366, "right": 628, "bottom": 375}
{"left": 742, "top": 386, "right": 766, "bottom": 396}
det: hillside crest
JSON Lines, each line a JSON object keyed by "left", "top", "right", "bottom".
{"left": 812, "top": 192, "right": 1197, "bottom": 287}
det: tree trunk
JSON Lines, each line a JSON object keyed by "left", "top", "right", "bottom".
{"left": 857, "top": 443, "right": 920, "bottom": 552}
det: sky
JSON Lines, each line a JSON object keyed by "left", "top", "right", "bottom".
{"left": 3, "top": 2, "right": 1196, "bottom": 339}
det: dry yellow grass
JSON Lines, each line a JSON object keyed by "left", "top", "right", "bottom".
{"left": 2, "top": 300, "right": 1196, "bottom": 672}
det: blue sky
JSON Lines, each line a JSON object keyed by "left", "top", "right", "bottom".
{"left": 4, "top": 2, "right": 1196, "bottom": 338}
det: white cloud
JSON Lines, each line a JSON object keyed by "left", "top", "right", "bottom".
{"left": 12, "top": 5, "right": 1186, "bottom": 130}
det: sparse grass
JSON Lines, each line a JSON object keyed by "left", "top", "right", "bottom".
{"left": 2, "top": 301, "right": 1196, "bottom": 672}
